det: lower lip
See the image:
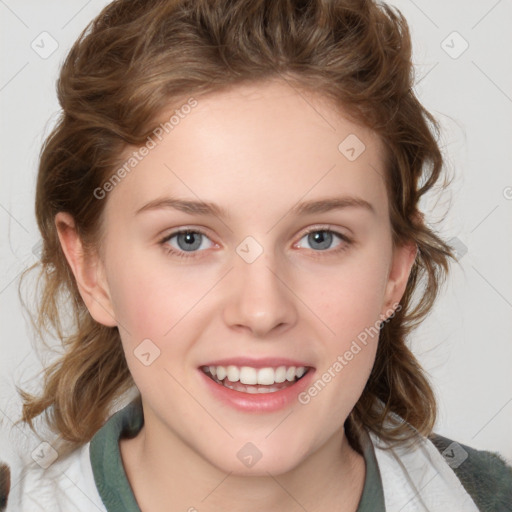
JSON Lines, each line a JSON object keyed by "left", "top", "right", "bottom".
{"left": 198, "top": 368, "right": 316, "bottom": 413}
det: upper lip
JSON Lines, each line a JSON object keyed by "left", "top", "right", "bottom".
{"left": 200, "top": 357, "right": 313, "bottom": 369}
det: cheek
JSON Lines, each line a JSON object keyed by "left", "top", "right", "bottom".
{"left": 107, "top": 247, "right": 215, "bottom": 342}
{"left": 299, "top": 272, "right": 383, "bottom": 421}
{"left": 304, "top": 252, "right": 390, "bottom": 340}
{"left": 106, "top": 256, "right": 204, "bottom": 397}
{"left": 296, "top": 247, "right": 389, "bottom": 405}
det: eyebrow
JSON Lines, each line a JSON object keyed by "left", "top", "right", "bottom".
{"left": 135, "top": 195, "right": 375, "bottom": 218}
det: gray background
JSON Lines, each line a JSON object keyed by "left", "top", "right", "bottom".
{"left": 1, "top": 0, "right": 511, "bottom": 492}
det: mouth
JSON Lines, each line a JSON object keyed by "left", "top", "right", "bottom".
{"left": 200, "top": 364, "right": 313, "bottom": 394}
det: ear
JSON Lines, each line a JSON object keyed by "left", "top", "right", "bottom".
{"left": 54, "top": 212, "right": 117, "bottom": 327}
{"left": 380, "top": 239, "right": 418, "bottom": 320}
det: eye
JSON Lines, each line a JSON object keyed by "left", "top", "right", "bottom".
{"left": 159, "top": 229, "right": 214, "bottom": 259}
{"left": 295, "top": 227, "right": 352, "bottom": 255}
{"left": 159, "top": 226, "right": 353, "bottom": 260}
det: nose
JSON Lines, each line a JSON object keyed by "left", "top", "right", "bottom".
{"left": 222, "top": 247, "right": 298, "bottom": 338}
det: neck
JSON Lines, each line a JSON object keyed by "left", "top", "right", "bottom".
{"left": 120, "top": 410, "right": 366, "bottom": 512}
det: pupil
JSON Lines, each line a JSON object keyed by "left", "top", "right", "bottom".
{"left": 309, "top": 231, "right": 331, "bottom": 250}
{"left": 178, "top": 232, "right": 201, "bottom": 251}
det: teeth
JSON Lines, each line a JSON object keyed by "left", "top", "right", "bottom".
{"left": 286, "top": 366, "right": 296, "bottom": 382}
{"left": 226, "top": 365, "right": 239, "bottom": 382}
{"left": 240, "top": 366, "right": 258, "bottom": 385}
{"left": 216, "top": 366, "right": 227, "bottom": 381}
{"left": 203, "top": 364, "right": 308, "bottom": 385}
{"left": 274, "top": 366, "right": 287, "bottom": 383}
{"left": 221, "top": 380, "right": 288, "bottom": 394}
{"left": 257, "top": 367, "right": 275, "bottom": 385}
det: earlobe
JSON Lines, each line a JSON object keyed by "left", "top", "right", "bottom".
{"left": 54, "top": 212, "right": 118, "bottom": 327}
{"left": 381, "top": 241, "right": 418, "bottom": 318}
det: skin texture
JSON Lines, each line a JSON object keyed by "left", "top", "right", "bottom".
{"left": 55, "top": 80, "right": 417, "bottom": 511}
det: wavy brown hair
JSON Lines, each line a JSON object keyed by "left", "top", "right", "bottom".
{"left": 16, "top": 0, "right": 455, "bottom": 455}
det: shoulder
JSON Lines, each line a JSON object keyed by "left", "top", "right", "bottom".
{"left": 428, "top": 432, "right": 512, "bottom": 512}
{"left": 9, "top": 442, "right": 106, "bottom": 511}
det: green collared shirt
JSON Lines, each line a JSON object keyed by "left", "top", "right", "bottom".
{"left": 89, "top": 398, "right": 512, "bottom": 511}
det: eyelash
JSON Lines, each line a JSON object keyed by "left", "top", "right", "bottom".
{"left": 158, "top": 226, "right": 353, "bottom": 260}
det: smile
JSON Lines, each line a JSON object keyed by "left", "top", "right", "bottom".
{"left": 201, "top": 364, "right": 312, "bottom": 394}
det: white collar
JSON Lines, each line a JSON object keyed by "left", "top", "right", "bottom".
{"left": 370, "top": 429, "right": 479, "bottom": 511}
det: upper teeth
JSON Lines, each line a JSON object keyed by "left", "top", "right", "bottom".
{"left": 205, "top": 365, "right": 307, "bottom": 385}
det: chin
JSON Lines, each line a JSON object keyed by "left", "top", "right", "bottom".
{"left": 203, "top": 441, "right": 308, "bottom": 477}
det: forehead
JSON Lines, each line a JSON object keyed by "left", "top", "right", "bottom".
{"left": 106, "top": 80, "right": 388, "bottom": 221}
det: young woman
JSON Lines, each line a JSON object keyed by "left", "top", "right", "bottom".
{"left": 9, "top": 0, "right": 511, "bottom": 510}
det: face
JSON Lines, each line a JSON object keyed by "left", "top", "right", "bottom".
{"left": 61, "top": 80, "right": 415, "bottom": 476}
